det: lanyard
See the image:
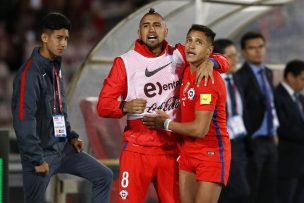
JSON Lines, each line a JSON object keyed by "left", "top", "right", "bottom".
{"left": 232, "top": 83, "right": 238, "bottom": 115}
{"left": 226, "top": 77, "right": 238, "bottom": 116}
{"left": 53, "top": 66, "right": 63, "bottom": 113}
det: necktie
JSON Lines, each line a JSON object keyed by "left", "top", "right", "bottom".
{"left": 225, "top": 77, "right": 237, "bottom": 116}
{"left": 258, "top": 69, "right": 273, "bottom": 135}
{"left": 294, "top": 93, "right": 304, "bottom": 121}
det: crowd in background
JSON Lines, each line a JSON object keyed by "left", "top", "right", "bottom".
{"left": 0, "top": 0, "right": 153, "bottom": 127}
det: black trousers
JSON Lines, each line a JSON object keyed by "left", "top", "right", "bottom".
{"left": 277, "top": 176, "right": 304, "bottom": 203}
{"left": 247, "top": 137, "right": 278, "bottom": 203}
{"left": 219, "top": 138, "right": 250, "bottom": 203}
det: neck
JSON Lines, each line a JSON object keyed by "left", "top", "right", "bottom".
{"left": 249, "top": 61, "right": 262, "bottom": 67}
{"left": 284, "top": 79, "right": 297, "bottom": 92}
{"left": 149, "top": 45, "right": 162, "bottom": 56}
{"left": 39, "top": 47, "right": 55, "bottom": 60}
{"left": 190, "top": 58, "right": 206, "bottom": 72}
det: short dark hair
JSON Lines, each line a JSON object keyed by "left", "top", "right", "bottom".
{"left": 140, "top": 8, "right": 164, "bottom": 25}
{"left": 284, "top": 60, "right": 304, "bottom": 79}
{"left": 213, "top": 39, "right": 235, "bottom": 54}
{"left": 187, "top": 24, "right": 216, "bottom": 46}
{"left": 40, "top": 12, "right": 71, "bottom": 33}
{"left": 240, "top": 31, "right": 265, "bottom": 49}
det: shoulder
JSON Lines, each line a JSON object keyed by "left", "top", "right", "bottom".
{"left": 121, "top": 49, "right": 136, "bottom": 58}
{"left": 174, "top": 43, "right": 185, "bottom": 52}
{"left": 16, "top": 58, "right": 40, "bottom": 79}
{"left": 114, "top": 56, "right": 124, "bottom": 63}
{"left": 237, "top": 63, "right": 250, "bottom": 74}
{"left": 275, "top": 84, "right": 287, "bottom": 96}
{"left": 109, "top": 57, "right": 127, "bottom": 74}
{"left": 235, "top": 63, "right": 251, "bottom": 82}
{"left": 265, "top": 66, "right": 273, "bottom": 75}
{"left": 213, "top": 71, "right": 225, "bottom": 89}
{"left": 198, "top": 71, "right": 224, "bottom": 91}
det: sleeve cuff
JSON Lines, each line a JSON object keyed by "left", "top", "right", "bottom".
{"left": 67, "top": 131, "right": 79, "bottom": 140}
{"left": 209, "top": 58, "right": 219, "bottom": 69}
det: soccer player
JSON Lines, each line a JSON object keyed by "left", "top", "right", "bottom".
{"left": 143, "top": 24, "right": 231, "bottom": 203}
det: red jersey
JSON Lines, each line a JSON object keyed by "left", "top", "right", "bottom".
{"left": 97, "top": 40, "right": 229, "bottom": 154}
{"left": 180, "top": 66, "right": 231, "bottom": 162}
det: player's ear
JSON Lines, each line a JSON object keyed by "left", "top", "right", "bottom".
{"left": 207, "top": 45, "right": 213, "bottom": 56}
{"left": 41, "top": 33, "right": 48, "bottom": 43}
{"left": 164, "top": 27, "right": 168, "bottom": 38}
{"left": 138, "top": 29, "right": 141, "bottom": 40}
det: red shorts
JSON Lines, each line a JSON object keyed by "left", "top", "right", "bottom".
{"left": 117, "top": 150, "right": 180, "bottom": 203}
{"left": 178, "top": 153, "right": 230, "bottom": 186}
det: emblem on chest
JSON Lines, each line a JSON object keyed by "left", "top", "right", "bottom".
{"left": 187, "top": 88, "right": 195, "bottom": 100}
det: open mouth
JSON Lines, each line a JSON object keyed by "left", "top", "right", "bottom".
{"left": 186, "top": 51, "right": 196, "bottom": 56}
{"left": 147, "top": 35, "right": 157, "bottom": 41}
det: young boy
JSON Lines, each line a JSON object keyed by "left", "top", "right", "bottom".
{"left": 11, "top": 12, "right": 113, "bottom": 203}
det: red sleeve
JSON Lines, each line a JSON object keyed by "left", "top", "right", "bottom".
{"left": 175, "top": 44, "right": 189, "bottom": 67}
{"left": 210, "top": 53, "right": 229, "bottom": 73}
{"left": 96, "top": 57, "right": 127, "bottom": 118}
{"left": 195, "top": 71, "right": 219, "bottom": 111}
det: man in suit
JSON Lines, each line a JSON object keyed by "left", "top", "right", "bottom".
{"left": 235, "top": 32, "right": 279, "bottom": 203}
{"left": 275, "top": 60, "right": 304, "bottom": 203}
{"left": 214, "top": 39, "right": 250, "bottom": 203}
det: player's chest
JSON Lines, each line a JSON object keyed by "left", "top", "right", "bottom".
{"left": 180, "top": 78, "right": 197, "bottom": 109}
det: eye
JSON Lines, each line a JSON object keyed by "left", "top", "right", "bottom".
{"left": 186, "top": 38, "right": 191, "bottom": 43}
{"left": 196, "top": 40, "right": 203, "bottom": 45}
{"left": 154, "top": 23, "right": 161, "bottom": 27}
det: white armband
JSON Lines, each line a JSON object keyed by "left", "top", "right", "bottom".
{"left": 163, "top": 119, "right": 172, "bottom": 131}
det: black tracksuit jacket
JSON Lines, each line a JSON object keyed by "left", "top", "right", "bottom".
{"left": 11, "top": 47, "right": 78, "bottom": 165}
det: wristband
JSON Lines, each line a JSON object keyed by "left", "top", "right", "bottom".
{"left": 163, "top": 119, "right": 172, "bottom": 131}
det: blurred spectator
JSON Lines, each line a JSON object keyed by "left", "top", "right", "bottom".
{"left": 275, "top": 60, "right": 304, "bottom": 203}
{"left": 0, "top": 62, "right": 12, "bottom": 125}
{"left": 235, "top": 31, "right": 279, "bottom": 203}
{"left": 215, "top": 39, "right": 250, "bottom": 203}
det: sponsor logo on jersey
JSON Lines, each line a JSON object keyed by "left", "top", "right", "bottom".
{"left": 200, "top": 94, "right": 211, "bottom": 104}
{"left": 145, "top": 61, "right": 172, "bottom": 77}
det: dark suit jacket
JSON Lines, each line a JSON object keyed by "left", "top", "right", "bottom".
{"left": 235, "top": 63, "right": 274, "bottom": 136}
{"left": 275, "top": 83, "right": 304, "bottom": 177}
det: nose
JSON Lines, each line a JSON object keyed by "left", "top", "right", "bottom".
{"left": 61, "top": 38, "right": 68, "bottom": 47}
{"left": 149, "top": 25, "right": 155, "bottom": 32}
{"left": 188, "top": 41, "right": 195, "bottom": 49}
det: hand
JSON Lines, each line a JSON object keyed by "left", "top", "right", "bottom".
{"left": 196, "top": 59, "right": 214, "bottom": 86}
{"left": 35, "top": 161, "right": 49, "bottom": 175}
{"left": 273, "top": 135, "right": 279, "bottom": 146}
{"left": 70, "top": 138, "right": 84, "bottom": 153}
{"left": 142, "top": 110, "right": 170, "bottom": 128}
{"left": 123, "top": 99, "right": 147, "bottom": 114}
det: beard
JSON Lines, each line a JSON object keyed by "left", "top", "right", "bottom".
{"left": 146, "top": 41, "right": 163, "bottom": 51}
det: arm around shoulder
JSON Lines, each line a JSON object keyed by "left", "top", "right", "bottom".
{"left": 210, "top": 53, "right": 229, "bottom": 73}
